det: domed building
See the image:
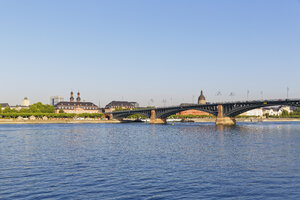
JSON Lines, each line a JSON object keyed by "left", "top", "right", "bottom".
{"left": 177, "top": 90, "right": 210, "bottom": 116}
{"left": 198, "top": 90, "right": 206, "bottom": 105}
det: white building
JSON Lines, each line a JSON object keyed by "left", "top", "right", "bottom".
{"left": 263, "top": 106, "right": 292, "bottom": 116}
{"left": 22, "top": 97, "right": 30, "bottom": 106}
{"left": 279, "top": 106, "right": 292, "bottom": 113}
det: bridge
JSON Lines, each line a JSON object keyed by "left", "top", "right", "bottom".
{"left": 105, "top": 99, "right": 300, "bottom": 125}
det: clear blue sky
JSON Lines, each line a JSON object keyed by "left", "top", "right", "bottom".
{"left": 1, "top": 0, "right": 300, "bottom": 106}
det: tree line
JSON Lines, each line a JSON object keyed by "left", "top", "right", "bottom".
{"left": 0, "top": 103, "right": 104, "bottom": 119}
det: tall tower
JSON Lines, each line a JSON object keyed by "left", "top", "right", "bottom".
{"left": 198, "top": 90, "right": 206, "bottom": 105}
{"left": 22, "top": 97, "right": 30, "bottom": 106}
{"left": 76, "top": 91, "right": 81, "bottom": 102}
{"left": 70, "top": 91, "right": 74, "bottom": 102}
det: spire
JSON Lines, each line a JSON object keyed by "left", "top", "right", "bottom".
{"left": 70, "top": 91, "right": 74, "bottom": 102}
{"left": 76, "top": 91, "right": 81, "bottom": 102}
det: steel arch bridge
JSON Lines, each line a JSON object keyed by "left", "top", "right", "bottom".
{"left": 106, "top": 99, "right": 300, "bottom": 125}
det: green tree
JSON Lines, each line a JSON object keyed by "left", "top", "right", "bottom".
{"left": 281, "top": 110, "right": 289, "bottom": 118}
{"left": 3, "top": 107, "right": 12, "bottom": 113}
{"left": 29, "top": 102, "right": 55, "bottom": 113}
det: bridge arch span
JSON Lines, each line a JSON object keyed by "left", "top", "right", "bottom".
{"left": 112, "top": 111, "right": 151, "bottom": 119}
{"left": 157, "top": 107, "right": 217, "bottom": 119}
{"left": 226, "top": 102, "right": 300, "bottom": 117}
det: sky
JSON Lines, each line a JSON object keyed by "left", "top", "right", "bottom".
{"left": 0, "top": 0, "right": 300, "bottom": 107}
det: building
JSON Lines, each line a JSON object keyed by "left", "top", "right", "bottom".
{"left": 198, "top": 90, "right": 206, "bottom": 105}
{"left": 22, "top": 97, "right": 30, "bottom": 106}
{"left": 178, "top": 91, "right": 211, "bottom": 116}
{"left": 50, "top": 96, "right": 64, "bottom": 106}
{"left": 0, "top": 103, "right": 9, "bottom": 110}
{"left": 263, "top": 106, "right": 292, "bottom": 116}
{"left": 55, "top": 91, "right": 99, "bottom": 114}
{"left": 105, "top": 101, "right": 139, "bottom": 111}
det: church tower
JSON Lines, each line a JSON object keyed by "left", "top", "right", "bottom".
{"left": 198, "top": 90, "right": 206, "bottom": 105}
{"left": 70, "top": 91, "right": 74, "bottom": 102}
{"left": 76, "top": 91, "right": 81, "bottom": 102}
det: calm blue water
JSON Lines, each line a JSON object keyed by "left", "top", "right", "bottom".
{"left": 1, "top": 122, "right": 300, "bottom": 199}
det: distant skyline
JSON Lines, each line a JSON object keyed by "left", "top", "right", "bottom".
{"left": 1, "top": 0, "right": 300, "bottom": 106}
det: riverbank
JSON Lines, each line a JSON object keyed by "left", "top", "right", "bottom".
{"left": 184, "top": 118, "right": 300, "bottom": 123}
{"left": 0, "top": 119, "right": 121, "bottom": 124}
{"left": 1, "top": 118, "right": 300, "bottom": 124}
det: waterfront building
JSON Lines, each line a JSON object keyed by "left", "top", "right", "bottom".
{"left": 50, "top": 96, "right": 64, "bottom": 106}
{"left": 55, "top": 91, "right": 99, "bottom": 114}
{"left": 22, "top": 97, "right": 30, "bottom": 106}
{"left": 105, "top": 101, "right": 139, "bottom": 111}
{"left": 198, "top": 90, "right": 206, "bottom": 105}
{"left": 177, "top": 91, "right": 210, "bottom": 116}
{"left": 262, "top": 106, "right": 292, "bottom": 116}
{"left": 0, "top": 103, "right": 9, "bottom": 110}
{"left": 279, "top": 106, "right": 292, "bottom": 113}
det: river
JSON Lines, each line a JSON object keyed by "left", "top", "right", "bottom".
{"left": 1, "top": 122, "right": 300, "bottom": 199}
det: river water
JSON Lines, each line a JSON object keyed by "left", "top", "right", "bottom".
{"left": 0, "top": 122, "right": 300, "bottom": 199}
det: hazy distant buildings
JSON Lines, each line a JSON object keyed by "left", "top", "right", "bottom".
{"left": 55, "top": 91, "right": 99, "bottom": 114}
{"left": 22, "top": 97, "right": 30, "bottom": 106}
{"left": 105, "top": 101, "right": 139, "bottom": 111}
{"left": 50, "top": 96, "right": 64, "bottom": 106}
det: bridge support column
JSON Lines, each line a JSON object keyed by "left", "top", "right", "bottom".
{"left": 216, "top": 105, "right": 236, "bottom": 125}
{"left": 150, "top": 110, "right": 166, "bottom": 124}
{"left": 106, "top": 113, "right": 113, "bottom": 120}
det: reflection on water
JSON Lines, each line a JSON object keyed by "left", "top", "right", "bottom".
{"left": 0, "top": 122, "right": 300, "bottom": 199}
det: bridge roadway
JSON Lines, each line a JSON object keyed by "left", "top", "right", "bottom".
{"left": 105, "top": 99, "right": 300, "bottom": 125}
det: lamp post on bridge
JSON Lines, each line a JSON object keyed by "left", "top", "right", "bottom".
{"left": 229, "top": 92, "right": 235, "bottom": 102}
{"left": 287, "top": 87, "right": 289, "bottom": 99}
{"left": 247, "top": 90, "right": 250, "bottom": 101}
{"left": 216, "top": 91, "right": 222, "bottom": 103}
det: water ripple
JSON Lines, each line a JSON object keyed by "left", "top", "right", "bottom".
{"left": 1, "top": 122, "right": 300, "bottom": 199}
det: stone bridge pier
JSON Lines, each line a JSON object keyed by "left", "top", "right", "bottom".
{"left": 216, "top": 105, "right": 236, "bottom": 125}
{"left": 150, "top": 110, "right": 167, "bottom": 124}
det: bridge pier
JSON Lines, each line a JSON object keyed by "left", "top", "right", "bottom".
{"left": 150, "top": 110, "right": 166, "bottom": 124}
{"left": 107, "top": 113, "right": 113, "bottom": 120}
{"left": 216, "top": 105, "right": 236, "bottom": 125}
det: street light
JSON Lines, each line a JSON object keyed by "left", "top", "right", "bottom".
{"left": 229, "top": 92, "right": 235, "bottom": 102}
{"left": 287, "top": 87, "right": 290, "bottom": 99}
{"left": 247, "top": 90, "right": 250, "bottom": 101}
{"left": 260, "top": 91, "right": 263, "bottom": 100}
{"left": 216, "top": 91, "right": 222, "bottom": 103}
